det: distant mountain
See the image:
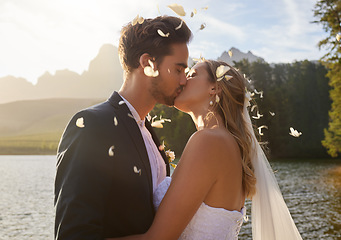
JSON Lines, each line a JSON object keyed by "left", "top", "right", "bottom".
{"left": 0, "top": 44, "right": 123, "bottom": 104}
{"left": 217, "top": 47, "right": 264, "bottom": 65}
{"left": 0, "top": 98, "right": 103, "bottom": 137}
{"left": 0, "top": 46, "right": 264, "bottom": 104}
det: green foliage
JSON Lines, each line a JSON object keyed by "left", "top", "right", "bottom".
{"left": 150, "top": 105, "right": 196, "bottom": 157}
{"left": 314, "top": 0, "right": 341, "bottom": 157}
{"left": 235, "top": 60, "right": 331, "bottom": 158}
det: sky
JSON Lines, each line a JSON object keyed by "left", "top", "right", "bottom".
{"left": 0, "top": 0, "right": 328, "bottom": 84}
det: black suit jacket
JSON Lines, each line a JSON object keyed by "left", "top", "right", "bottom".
{"left": 54, "top": 92, "right": 170, "bottom": 239}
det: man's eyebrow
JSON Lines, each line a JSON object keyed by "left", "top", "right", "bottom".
{"left": 175, "top": 63, "right": 188, "bottom": 69}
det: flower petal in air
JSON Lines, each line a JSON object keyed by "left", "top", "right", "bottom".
{"left": 269, "top": 111, "right": 275, "bottom": 116}
{"left": 157, "top": 29, "right": 170, "bottom": 37}
{"left": 151, "top": 119, "right": 164, "bottom": 128}
{"left": 132, "top": 15, "right": 144, "bottom": 26}
{"left": 133, "top": 166, "right": 142, "bottom": 175}
{"left": 257, "top": 125, "right": 268, "bottom": 136}
{"left": 76, "top": 117, "right": 85, "bottom": 128}
{"left": 254, "top": 89, "right": 263, "bottom": 98}
{"left": 216, "top": 65, "right": 231, "bottom": 78}
{"left": 113, "top": 117, "right": 118, "bottom": 126}
{"left": 119, "top": 100, "right": 125, "bottom": 105}
{"left": 168, "top": 4, "right": 186, "bottom": 16}
{"left": 138, "top": 16, "right": 144, "bottom": 24}
{"left": 199, "top": 23, "right": 206, "bottom": 30}
{"left": 289, "top": 127, "right": 302, "bottom": 137}
{"left": 131, "top": 15, "right": 139, "bottom": 26}
{"left": 225, "top": 75, "right": 233, "bottom": 81}
{"left": 336, "top": 34, "right": 341, "bottom": 42}
{"left": 215, "top": 95, "right": 220, "bottom": 103}
{"left": 202, "top": 6, "right": 208, "bottom": 10}
{"left": 108, "top": 145, "right": 115, "bottom": 157}
{"left": 175, "top": 20, "right": 183, "bottom": 30}
{"left": 228, "top": 50, "right": 233, "bottom": 57}
{"left": 252, "top": 111, "right": 263, "bottom": 119}
{"left": 144, "top": 66, "right": 159, "bottom": 77}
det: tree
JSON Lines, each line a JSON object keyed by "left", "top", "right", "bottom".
{"left": 313, "top": 0, "right": 341, "bottom": 157}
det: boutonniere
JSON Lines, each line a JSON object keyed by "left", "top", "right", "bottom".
{"left": 165, "top": 149, "right": 177, "bottom": 169}
{"left": 159, "top": 141, "right": 177, "bottom": 169}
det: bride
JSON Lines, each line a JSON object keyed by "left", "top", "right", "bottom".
{"left": 109, "top": 60, "right": 303, "bottom": 240}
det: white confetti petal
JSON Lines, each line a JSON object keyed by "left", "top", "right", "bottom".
{"left": 119, "top": 100, "right": 125, "bottom": 105}
{"left": 252, "top": 111, "right": 263, "bottom": 119}
{"left": 257, "top": 125, "right": 268, "bottom": 136}
{"left": 151, "top": 119, "right": 164, "bottom": 128}
{"left": 336, "top": 34, "right": 341, "bottom": 42}
{"left": 228, "top": 50, "right": 233, "bottom": 57}
{"left": 254, "top": 89, "right": 263, "bottom": 98}
{"left": 225, "top": 75, "right": 233, "bottom": 81}
{"left": 113, "top": 117, "right": 118, "bottom": 126}
{"left": 144, "top": 66, "right": 159, "bottom": 77}
{"left": 133, "top": 166, "right": 142, "bottom": 175}
{"left": 251, "top": 105, "right": 257, "bottom": 112}
{"left": 216, "top": 65, "right": 231, "bottom": 78}
{"left": 175, "top": 20, "right": 183, "bottom": 30}
{"left": 202, "top": 6, "right": 208, "bottom": 10}
{"left": 199, "top": 23, "right": 206, "bottom": 30}
{"left": 157, "top": 29, "right": 170, "bottom": 37}
{"left": 138, "top": 16, "right": 144, "bottom": 24}
{"left": 146, "top": 113, "right": 152, "bottom": 122}
{"left": 128, "top": 113, "right": 134, "bottom": 119}
{"left": 76, "top": 117, "right": 85, "bottom": 128}
{"left": 108, "top": 145, "right": 115, "bottom": 157}
{"left": 131, "top": 15, "right": 139, "bottom": 26}
{"left": 289, "top": 127, "right": 302, "bottom": 137}
{"left": 216, "top": 95, "right": 220, "bottom": 103}
{"left": 168, "top": 4, "right": 186, "bottom": 16}
{"left": 269, "top": 111, "right": 275, "bottom": 116}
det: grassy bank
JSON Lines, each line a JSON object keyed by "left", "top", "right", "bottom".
{"left": 0, "top": 132, "right": 61, "bottom": 155}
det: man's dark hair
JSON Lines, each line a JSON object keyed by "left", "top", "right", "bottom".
{"left": 118, "top": 16, "right": 192, "bottom": 73}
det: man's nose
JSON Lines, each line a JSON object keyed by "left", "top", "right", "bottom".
{"left": 180, "top": 73, "right": 187, "bottom": 86}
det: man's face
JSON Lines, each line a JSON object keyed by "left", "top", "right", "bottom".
{"left": 149, "top": 43, "right": 189, "bottom": 106}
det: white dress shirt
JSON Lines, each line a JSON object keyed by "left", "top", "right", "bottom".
{"left": 119, "top": 94, "right": 166, "bottom": 192}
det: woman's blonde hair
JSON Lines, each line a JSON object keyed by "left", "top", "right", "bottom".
{"left": 204, "top": 60, "right": 256, "bottom": 199}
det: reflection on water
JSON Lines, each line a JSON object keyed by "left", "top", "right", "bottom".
{"left": 239, "top": 159, "right": 341, "bottom": 240}
{"left": 0, "top": 156, "right": 55, "bottom": 240}
{"left": 0, "top": 156, "right": 340, "bottom": 239}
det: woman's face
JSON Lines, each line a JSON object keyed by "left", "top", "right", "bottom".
{"left": 174, "top": 62, "right": 215, "bottom": 113}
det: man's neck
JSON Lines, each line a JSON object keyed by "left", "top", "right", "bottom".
{"left": 118, "top": 73, "right": 156, "bottom": 120}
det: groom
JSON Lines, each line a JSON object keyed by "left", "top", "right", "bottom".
{"left": 54, "top": 16, "right": 192, "bottom": 239}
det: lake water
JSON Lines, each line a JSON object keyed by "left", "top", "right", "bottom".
{"left": 0, "top": 156, "right": 340, "bottom": 239}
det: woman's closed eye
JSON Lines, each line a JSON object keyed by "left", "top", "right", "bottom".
{"left": 186, "top": 69, "right": 196, "bottom": 78}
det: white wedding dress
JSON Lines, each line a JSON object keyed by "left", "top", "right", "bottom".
{"left": 153, "top": 177, "right": 246, "bottom": 240}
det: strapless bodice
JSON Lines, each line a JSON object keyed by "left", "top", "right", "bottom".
{"left": 153, "top": 177, "right": 246, "bottom": 240}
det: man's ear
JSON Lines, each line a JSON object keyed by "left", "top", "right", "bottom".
{"left": 139, "top": 53, "right": 156, "bottom": 69}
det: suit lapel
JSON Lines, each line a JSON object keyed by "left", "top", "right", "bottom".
{"left": 108, "top": 92, "right": 153, "bottom": 190}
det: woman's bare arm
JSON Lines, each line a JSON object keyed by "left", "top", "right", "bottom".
{"left": 108, "top": 129, "right": 230, "bottom": 240}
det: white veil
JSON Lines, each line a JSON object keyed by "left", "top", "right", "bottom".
{"left": 243, "top": 93, "right": 303, "bottom": 240}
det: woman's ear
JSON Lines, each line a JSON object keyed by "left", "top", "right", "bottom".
{"left": 209, "top": 83, "right": 221, "bottom": 94}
